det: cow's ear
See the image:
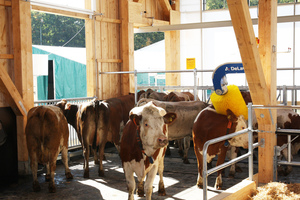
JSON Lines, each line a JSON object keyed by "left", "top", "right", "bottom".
{"left": 130, "top": 114, "right": 142, "bottom": 126}
{"left": 164, "top": 112, "right": 177, "bottom": 125}
{"left": 226, "top": 109, "right": 237, "bottom": 122}
{"left": 65, "top": 103, "right": 72, "bottom": 110}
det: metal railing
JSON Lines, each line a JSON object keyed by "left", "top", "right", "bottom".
{"left": 202, "top": 103, "right": 265, "bottom": 200}
{"left": 34, "top": 97, "right": 95, "bottom": 150}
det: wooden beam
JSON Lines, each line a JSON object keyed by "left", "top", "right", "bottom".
{"left": 227, "top": 0, "right": 277, "bottom": 183}
{"left": 0, "top": 0, "right": 11, "bottom": 6}
{"left": 120, "top": 0, "right": 134, "bottom": 95}
{"left": 31, "top": 5, "right": 90, "bottom": 19}
{"left": 85, "top": 1, "right": 96, "bottom": 97}
{"left": 157, "top": 0, "right": 172, "bottom": 17}
{"left": 258, "top": 0, "right": 277, "bottom": 184}
{"left": 98, "top": 59, "right": 122, "bottom": 63}
{"left": 0, "top": 54, "right": 14, "bottom": 59}
{"left": 0, "top": 67, "right": 27, "bottom": 116}
{"left": 165, "top": 10, "right": 180, "bottom": 87}
{"left": 95, "top": 16, "right": 121, "bottom": 24}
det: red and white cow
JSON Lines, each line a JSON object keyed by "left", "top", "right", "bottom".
{"left": 138, "top": 98, "right": 209, "bottom": 164}
{"left": 120, "top": 101, "right": 176, "bottom": 200}
{"left": 192, "top": 107, "right": 247, "bottom": 189}
{"left": 57, "top": 94, "right": 136, "bottom": 178}
{"left": 25, "top": 105, "right": 73, "bottom": 193}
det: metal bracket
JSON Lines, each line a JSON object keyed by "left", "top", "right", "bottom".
{"left": 259, "top": 138, "right": 265, "bottom": 148}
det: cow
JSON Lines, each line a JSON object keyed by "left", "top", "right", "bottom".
{"left": 57, "top": 94, "right": 136, "bottom": 178}
{"left": 120, "top": 101, "right": 177, "bottom": 200}
{"left": 25, "top": 105, "right": 73, "bottom": 193}
{"left": 192, "top": 107, "right": 247, "bottom": 189}
{"left": 137, "top": 98, "right": 209, "bottom": 164}
{"left": 163, "top": 91, "right": 200, "bottom": 102}
{"left": 138, "top": 88, "right": 166, "bottom": 101}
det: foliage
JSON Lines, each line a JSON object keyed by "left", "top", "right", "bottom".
{"left": 31, "top": 11, "right": 85, "bottom": 47}
{"left": 134, "top": 32, "right": 164, "bottom": 50}
{"left": 205, "top": 0, "right": 294, "bottom": 10}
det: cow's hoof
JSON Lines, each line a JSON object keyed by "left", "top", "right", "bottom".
{"left": 183, "top": 158, "right": 190, "bottom": 164}
{"left": 45, "top": 174, "right": 51, "bottom": 182}
{"left": 66, "top": 172, "right": 73, "bottom": 179}
{"left": 33, "top": 181, "right": 41, "bottom": 192}
{"left": 158, "top": 189, "right": 166, "bottom": 196}
{"left": 48, "top": 184, "right": 56, "bottom": 193}
{"left": 94, "top": 160, "right": 100, "bottom": 165}
{"left": 84, "top": 171, "right": 89, "bottom": 179}
{"left": 137, "top": 189, "right": 144, "bottom": 197}
{"left": 235, "top": 166, "right": 243, "bottom": 173}
{"left": 196, "top": 184, "right": 203, "bottom": 189}
{"left": 98, "top": 170, "right": 105, "bottom": 177}
{"left": 215, "top": 184, "right": 222, "bottom": 190}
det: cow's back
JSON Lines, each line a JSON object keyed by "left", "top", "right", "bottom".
{"left": 26, "top": 106, "right": 69, "bottom": 164}
{"left": 139, "top": 99, "right": 209, "bottom": 140}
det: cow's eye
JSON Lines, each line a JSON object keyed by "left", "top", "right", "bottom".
{"left": 145, "top": 123, "right": 148, "bottom": 127}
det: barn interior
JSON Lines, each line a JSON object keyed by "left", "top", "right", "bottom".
{"left": 0, "top": 0, "right": 300, "bottom": 199}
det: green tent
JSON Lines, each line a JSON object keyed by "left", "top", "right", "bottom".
{"left": 32, "top": 46, "right": 87, "bottom": 100}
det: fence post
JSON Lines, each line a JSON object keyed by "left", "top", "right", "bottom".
{"left": 194, "top": 68, "right": 198, "bottom": 101}
{"left": 134, "top": 70, "right": 138, "bottom": 104}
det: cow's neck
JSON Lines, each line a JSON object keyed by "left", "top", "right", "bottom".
{"left": 136, "top": 128, "right": 154, "bottom": 164}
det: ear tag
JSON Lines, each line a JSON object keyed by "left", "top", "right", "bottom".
{"left": 133, "top": 117, "right": 137, "bottom": 126}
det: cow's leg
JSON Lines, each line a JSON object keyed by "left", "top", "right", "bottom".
{"left": 137, "top": 180, "right": 145, "bottom": 197}
{"left": 92, "top": 148, "right": 99, "bottom": 164}
{"left": 98, "top": 136, "right": 107, "bottom": 177}
{"left": 48, "top": 159, "right": 57, "bottom": 193}
{"left": 193, "top": 145, "right": 204, "bottom": 188}
{"left": 144, "top": 165, "right": 158, "bottom": 200}
{"left": 228, "top": 146, "right": 237, "bottom": 178}
{"left": 182, "top": 136, "right": 191, "bottom": 164}
{"left": 61, "top": 146, "right": 73, "bottom": 179}
{"left": 215, "top": 147, "right": 228, "bottom": 190}
{"left": 82, "top": 141, "right": 90, "bottom": 178}
{"left": 158, "top": 156, "right": 166, "bottom": 196}
{"left": 29, "top": 153, "right": 41, "bottom": 192}
{"left": 177, "top": 139, "right": 184, "bottom": 157}
{"left": 124, "top": 164, "right": 135, "bottom": 200}
{"left": 45, "top": 163, "right": 51, "bottom": 182}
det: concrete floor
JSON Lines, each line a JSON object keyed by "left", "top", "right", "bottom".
{"left": 0, "top": 144, "right": 299, "bottom": 200}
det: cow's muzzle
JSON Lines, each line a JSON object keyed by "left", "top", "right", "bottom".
{"left": 158, "top": 136, "right": 168, "bottom": 147}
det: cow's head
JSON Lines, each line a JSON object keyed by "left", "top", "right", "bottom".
{"left": 226, "top": 109, "right": 248, "bottom": 148}
{"left": 129, "top": 102, "right": 176, "bottom": 153}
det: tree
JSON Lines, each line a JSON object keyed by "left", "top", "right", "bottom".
{"left": 31, "top": 11, "right": 85, "bottom": 47}
{"left": 134, "top": 32, "right": 164, "bottom": 50}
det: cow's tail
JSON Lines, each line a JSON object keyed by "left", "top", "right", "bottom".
{"left": 92, "top": 99, "right": 98, "bottom": 150}
{"left": 39, "top": 107, "right": 48, "bottom": 163}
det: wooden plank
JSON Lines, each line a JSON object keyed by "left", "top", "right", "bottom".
{"left": 0, "top": 0, "right": 11, "bottom": 7}
{"left": 165, "top": 10, "right": 180, "bottom": 87}
{"left": 120, "top": 0, "right": 134, "bottom": 95}
{"left": 211, "top": 179, "right": 256, "bottom": 200}
{"left": 227, "top": 0, "right": 277, "bottom": 183}
{"left": 95, "top": 16, "right": 121, "bottom": 24}
{"left": 157, "top": 0, "right": 172, "bottom": 17}
{"left": 85, "top": 1, "right": 96, "bottom": 98}
{"left": 31, "top": 5, "right": 89, "bottom": 19}
{"left": 98, "top": 59, "right": 122, "bottom": 63}
{"left": 0, "top": 54, "right": 14, "bottom": 59}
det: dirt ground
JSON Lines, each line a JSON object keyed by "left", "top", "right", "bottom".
{"left": 0, "top": 144, "right": 299, "bottom": 200}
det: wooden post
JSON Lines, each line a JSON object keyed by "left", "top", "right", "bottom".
{"left": 11, "top": 0, "right": 33, "bottom": 174}
{"left": 165, "top": 10, "right": 181, "bottom": 86}
{"left": 227, "top": 0, "right": 277, "bottom": 183}
{"left": 85, "top": 0, "right": 97, "bottom": 98}
{"left": 258, "top": 0, "right": 277, "bottom": 183}
{"left": 120, "top": 0, "right": 134, "bottom": 95}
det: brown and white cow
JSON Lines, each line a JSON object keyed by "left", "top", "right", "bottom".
{"left": 138, "top": 98, "right": 209, "bottom": 164}
{"left": 138, "top": 88, "right": 166, "bottom": 101}
{"left": 192, "top": 107, "right": 247, "bottom": 189}
{"left": 25, "top": 105, "right": 73, "bottom": 193}
{"left": 57, "top": 94, "right": 136, "bottom": 178}
{"left": 120, "top": 101, "right": 176, "bottom": 200}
